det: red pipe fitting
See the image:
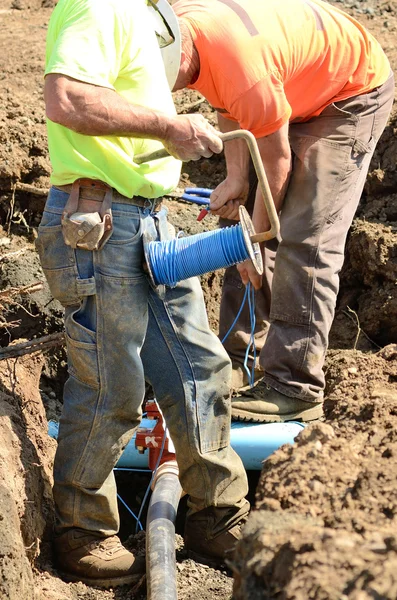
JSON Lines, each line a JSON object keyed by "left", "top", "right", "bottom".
{"left": 135, "top": 399, "right": 176, "bottom": 471}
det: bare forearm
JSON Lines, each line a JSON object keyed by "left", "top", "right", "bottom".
{"left": 251, "top": 123, "right": 292, "bottom": 232}
{"left": 217, "top": 113, "right": 250, "bottom": 178}
{"left": 252, "top": 154, "right": 291, "bottom": 232}
{"left": 45, "top": 74, "right": 171, "bottom": 139}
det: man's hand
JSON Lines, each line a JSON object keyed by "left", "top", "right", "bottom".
{"left": 209, "top": 175, "right": 249, "bottom": 220}
{"left": 237, "top": 258, "right": 262, "bottom": 290}
{"left": 163, "top": 114, "right": 223, "bottom": 161}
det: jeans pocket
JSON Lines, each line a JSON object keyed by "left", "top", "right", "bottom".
{"left": 223, "top": 268, "right": 244, "bottom": 290}
{"left": 98, "top": 211, "right": 144, "bottom": 279}
{"left": 197, "top": 370, "right": 231, "bottom": 453}
{"left": 329, "top": 101, "right": 359, "bottom": 120}
{"left": 66, "top": 311, "right": 99, "bottom": 389}
{"left": 199, "top": 421, "right": 230, "bottom": 453}
{"left": 36, "top": 224, "right": 80, "bottom": 306}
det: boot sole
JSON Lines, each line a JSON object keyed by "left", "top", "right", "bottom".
{"left": 231, "top": 403, "right": 324, "bottom": 423}
{"left": 58, "top": 569, "right": 143, "bottom": 589}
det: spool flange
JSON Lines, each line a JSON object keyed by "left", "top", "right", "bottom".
{"left": 239, "top": 205, "right": 263, "bottom": 276}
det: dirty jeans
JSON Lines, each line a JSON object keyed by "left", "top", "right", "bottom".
{"left": 219, "top": 72, "right": 395, "bottom": 401}
{"left": 36, "top": 190, "right": 248, "bottom": 536}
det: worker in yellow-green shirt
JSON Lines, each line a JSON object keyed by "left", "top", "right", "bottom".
{"left": 38, "top": 0, "right": 250, "bottom": 588}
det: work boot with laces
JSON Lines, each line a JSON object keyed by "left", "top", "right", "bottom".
{"left": 184, "top": 500, "right": 250, "bottom": 568}
{"left": 231, "top": 362, "right": 264, "bottom": 394}
{"left": 232, "top": 379, "right": 324, "bottom": 423}
{"left": 54, "top": 529, "right": 145, "bottom": 588}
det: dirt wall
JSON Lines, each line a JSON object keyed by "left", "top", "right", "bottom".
{"left": 0, "top": 353, "right": 56, "bottom": 599}
{"left": 232, "top": 347, "right": 397, "bottom": 599}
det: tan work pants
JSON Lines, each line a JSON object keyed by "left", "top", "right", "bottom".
{"left": 219, "top": 73, "right": 395, "bottom": 401}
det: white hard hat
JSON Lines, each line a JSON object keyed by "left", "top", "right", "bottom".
{"left": 147, "top": 0, "right": 181, "bottom": 90}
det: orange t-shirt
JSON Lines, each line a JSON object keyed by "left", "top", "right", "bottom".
{"left": 173, "top": 0, "right": 390, "bottom": 137}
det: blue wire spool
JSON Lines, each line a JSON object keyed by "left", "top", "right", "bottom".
{"left": 144, "top": 206, "right": 263, "bottom": 288}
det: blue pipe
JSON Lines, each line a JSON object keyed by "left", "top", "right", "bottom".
{"left": 48, "top": 419, "right": 304, "bottom": 471}
{"left": 230, "top": 420, "right": 304, "bottom": 470}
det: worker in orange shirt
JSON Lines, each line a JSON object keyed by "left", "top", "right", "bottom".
{"left": 172, "top": 0, "right": 394, "bottom": 423}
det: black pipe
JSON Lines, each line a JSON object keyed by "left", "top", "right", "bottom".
{"left": 146, "top": 469, "right": 182, "bottom": 600}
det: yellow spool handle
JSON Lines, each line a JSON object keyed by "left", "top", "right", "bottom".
{"left": 135, "top": 130, "right": 280, "bottom": 242}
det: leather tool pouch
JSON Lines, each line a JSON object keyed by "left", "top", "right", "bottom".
{"left": 61, "top": 179, "right": 114, "bottom": 251}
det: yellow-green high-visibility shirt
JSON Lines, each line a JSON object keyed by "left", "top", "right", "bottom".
{"left": 45, "top": 0, "right": 181, "bottom": 198}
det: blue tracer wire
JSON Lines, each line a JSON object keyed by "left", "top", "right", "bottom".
{"left": 149, "top": 223, "right": 258, "bottom": 386}
{"left": 148, "top": 224, "right": 250, "bottom": 287}
{"left": 221, "top": 285, "right": 249, "bottom": 344}
{"left": 221, "top": 282, "right": 257, "bottom": 389}
{"left": 147, "top": 222, "right": 258, "bottom": 383}
{"left": 244, "top": 283, "right": 257, "bottom": 387}
{"left": 117, "top": 493, "right": 144, "bottom": 531}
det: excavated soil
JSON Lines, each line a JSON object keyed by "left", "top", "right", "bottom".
{"left": 232, "top": 346, "right": 397, "bottom": 599}
{"left": 0, "top": 0, "right": 396, "bottom": 599}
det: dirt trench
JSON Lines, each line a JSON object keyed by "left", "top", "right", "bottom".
{"left": 0, "top": 0, "right": 396, "bottom": 599}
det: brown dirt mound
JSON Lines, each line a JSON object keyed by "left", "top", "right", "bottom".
{"left": 232, "top": 512, "right": 397, "bottom": 600}
{"left": 341, "top": 221, "right": 397, "bottom": 346}
{"left": 232, "top": 346, "right": 397, "bottom": 599}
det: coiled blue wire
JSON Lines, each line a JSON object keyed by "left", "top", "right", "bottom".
{"left": 147, "top": 224, "right": 250, "bottom": 287}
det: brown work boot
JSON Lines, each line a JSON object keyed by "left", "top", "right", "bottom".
{"left": 231, "top": 362, "right": 264, "bottom": 394}
{"left": 232, "top": 379, "right": 324, "bottom": 423}
{"left": 54, "top": 529, "right": 145, "bottom": 588}
{"left": 184, "top": 500, "right": 250, "bottom": 568}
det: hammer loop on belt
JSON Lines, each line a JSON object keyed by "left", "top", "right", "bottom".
{"left": 58, "top": 178, "right": 162, "bottom": 251}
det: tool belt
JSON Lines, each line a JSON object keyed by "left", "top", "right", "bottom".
{"left": 58, "top": 178, "right": 162, "bottom": 251}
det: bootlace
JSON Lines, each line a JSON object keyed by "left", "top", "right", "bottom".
{"left": 244, "top": 378, "right": 269, "bottom": 397}
{"left": 96, "top": 535, "right": 124, "bottom": 555}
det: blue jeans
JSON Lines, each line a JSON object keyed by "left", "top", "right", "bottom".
{"left": 36, "top": 189, "right": 248, "bottom": 535}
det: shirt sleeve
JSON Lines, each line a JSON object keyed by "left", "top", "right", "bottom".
{"left": 45, "top": 0, "right": 129, "bottom": 90}
{"left": 229, "top": 70, "right": 292, "bottom": 138}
